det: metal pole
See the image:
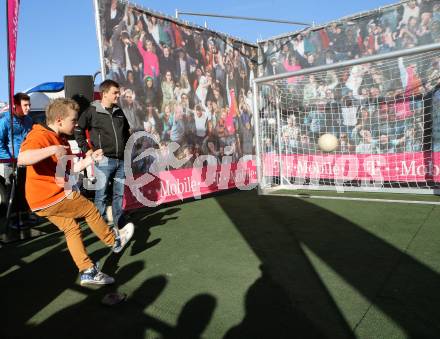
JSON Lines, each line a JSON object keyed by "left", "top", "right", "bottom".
{"left": 177, "top": 11, "right": 312, "bottom": 27}
{"left": 252, "top": 80, "right": 263, "bottom": 193}
{"left": 93, "top": 0, "right": 106, "bottom": 80}
{"left": 274, "top": 88, "right": 284, "bottom": 186}
{"left": 5, "top": 172, "right": 16, "bottom": 229}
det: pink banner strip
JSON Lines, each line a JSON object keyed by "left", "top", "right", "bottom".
{"left": 263, "top": 152, "right": 440, "bottom": 182}
{"left": 122, "top": 152, "right": 440, "bottom": 210}
{"left": 7, "top": 0, "right": 20, "bottom": 108}
{"left": 123, "top": 161, "right": 258, "bottom": 210}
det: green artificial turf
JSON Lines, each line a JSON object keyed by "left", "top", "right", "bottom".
{"left": 2, "top": 189, "right": 440, "bottom": 338}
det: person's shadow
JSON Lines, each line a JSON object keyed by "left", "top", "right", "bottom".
{"left": 224, "top": 264, "right": 327, "bottom": 339}
{"left": 128, "top": 207, "right": 180, "bottom": 256}
{"left": 216, "top": 190, "right": 440, "bottom": 338}
{"left": 1, "top": 229, "right": 110, "bottom": 337}
{"left": 167, "top": 294, "right": 217, "bottom": 339}
{"left": 17, "top": 270, "right": 217, "bottom": 339}
{"left": 19, "top": 262, "right": 158, "bottom": 338}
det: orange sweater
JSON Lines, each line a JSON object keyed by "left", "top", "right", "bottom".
{"left": 20, "top": 124, "right": 72, "bottom": 211}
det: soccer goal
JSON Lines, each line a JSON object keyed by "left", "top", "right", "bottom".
{"left": 252, "top": 42, "right": 440, "bottom": 198}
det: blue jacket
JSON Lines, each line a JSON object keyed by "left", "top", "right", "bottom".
{"left": 0, "top": 111, "right": 33, "bottom": 159}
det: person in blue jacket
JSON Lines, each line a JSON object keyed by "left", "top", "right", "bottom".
{"left": 0, "top": 92, "right": 33, "bottom": 227}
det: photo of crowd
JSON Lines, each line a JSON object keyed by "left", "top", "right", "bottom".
{"left": 258, "top": 0, "right": 440, "bottom": 155}
{"left": 97, "top": 0, "right": 440, "bottom": 162}
{"left": 97, "top": 0, "right": 258, "bottom": 174}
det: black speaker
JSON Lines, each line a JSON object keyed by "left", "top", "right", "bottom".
{"left": 64, "top": 75, "right": 94, "bottom": 113}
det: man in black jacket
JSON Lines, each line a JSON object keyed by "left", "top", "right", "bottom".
{"left": 74, "top": 80, "right": 131, "bottom": 230}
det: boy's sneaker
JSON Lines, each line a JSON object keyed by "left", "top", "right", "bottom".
{"left": 112, "top": 222, "right": 134, "bottom": 254}
{"left": 80, "top": 264, "right": 114, "bottom": 286}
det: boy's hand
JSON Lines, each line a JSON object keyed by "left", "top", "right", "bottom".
{"left": 52, "top": 145, "right": 69, "bottom": 160}
{"left": 92, "top": 149, "right": 104, "bottom": 163}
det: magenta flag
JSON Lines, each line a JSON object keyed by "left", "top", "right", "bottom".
{"left": 7, "top": 0, "right": 20, "bottom": 111}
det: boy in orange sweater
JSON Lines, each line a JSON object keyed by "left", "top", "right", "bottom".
{"left": 18, "top": 98, "right": 134, "bottom": 286}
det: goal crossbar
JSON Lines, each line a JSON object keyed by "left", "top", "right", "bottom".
{"left": 255, "top": 42, "right": 440, "bottom": 84}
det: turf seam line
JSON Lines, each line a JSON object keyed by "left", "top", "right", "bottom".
{"left": 352, "top": 205, "right": 436, "bottom": 333}
{"left": 272, "top": 194, "right": 440, "bottom": 205}
{"left": 266, "top": 201, "right": 353, "bottom": 333}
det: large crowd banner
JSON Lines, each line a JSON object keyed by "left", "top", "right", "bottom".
{"left": 259, "top": 0, "right": 440, "bottom": 78}
{"left": 95, "top": 0, "right": 258, "bottom": 209}
{"left": 257, "top": 0, "right": 440, "bottom": 185}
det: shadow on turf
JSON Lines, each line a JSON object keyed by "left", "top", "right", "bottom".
{"left": 0, "top": 228, "right": 106, "bottom": 337}
{"left": 4, "top": 188, "right": 440, "bottom": 338}
{"left": 1, "top": 204, "right": 219, "bottom": 339}
{"left": 216, "top": 190, "right": 440, "bottom": 339}
{"left": 128, "top": 207, "right": 180, "bottom": 256}
{"left": 224, "top": 264, "right": 328, "bottom": 339}
{"left": 3, "top": 263, "right": 217, "bottom": 338}
{"left": 1, "top": 232, "right": 217, "bottom": 339}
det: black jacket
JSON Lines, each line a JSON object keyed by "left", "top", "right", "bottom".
{"left": 74, "top": 101, "right": 130, "bottom": 160}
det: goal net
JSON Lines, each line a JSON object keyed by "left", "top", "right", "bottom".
{"left": 254, "top": 46, "right": 440, "bottom": 195}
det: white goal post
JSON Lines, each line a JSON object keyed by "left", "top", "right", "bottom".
{"left": 252, "top": 42, "right": 440, "bottom": 196}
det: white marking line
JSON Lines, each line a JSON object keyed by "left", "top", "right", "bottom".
{"left": 273, "top": 193, "right": 440, "bottom": 205}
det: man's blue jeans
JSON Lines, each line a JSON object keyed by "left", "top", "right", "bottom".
{"left": 95, "top": 157, "right": 125, "bottom": 228}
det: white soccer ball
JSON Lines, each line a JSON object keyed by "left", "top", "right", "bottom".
{"left": 318, "top": 133, "right": 339, "bottom": 152}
